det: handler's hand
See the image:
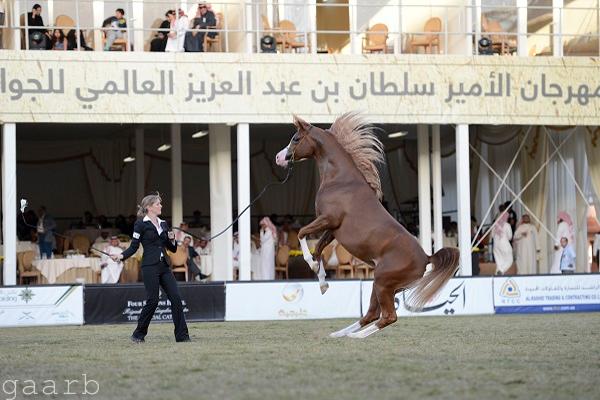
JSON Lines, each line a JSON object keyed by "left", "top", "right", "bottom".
{"left": 168, "top": 231, "right": 175, "bottom": 240}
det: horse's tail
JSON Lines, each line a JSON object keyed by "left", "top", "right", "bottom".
{"left": 404, "top": 247, "right": 460, "bottom": 311}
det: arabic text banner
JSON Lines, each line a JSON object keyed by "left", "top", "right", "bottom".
{"left": 0, "top": 285, "right": 83, "bottom": 328}
{"left": 0, "top": 51, "right": 599, "bottom": 124}
{"left": 361, "top": 278, "right": 494, "bottom": 317}
{"left": 225, "top": 281, "right": 362, "bottom": 321}
{"left": 493, "top": 275, "right": 600, "bottom": 313}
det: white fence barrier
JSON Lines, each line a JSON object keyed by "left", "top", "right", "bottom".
{"left": 361, "top": 277, "right": 495, "bottom": 317}
{"left": 0, "top": 285, "right": 84, "bottom": 327}
{"left": 493, "top": 275, "right": 600, "bottom": 313}
{"left": 225, "top": 281, "right": 362, "bottom": 321}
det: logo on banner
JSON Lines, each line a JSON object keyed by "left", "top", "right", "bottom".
{"left": 282, "top": 284, "right": 304, "bottom": 303}
{"left": 500, "top": 279, "right": 520, "bottom": 298}
{"left": 19, "top": 288, "right": 35, "bottom": 303}
{"left": 402, "top": 281, "right": 466, "bottom": 314}
{"left": 18, "top": 312, "right": 35, "bottom": 321}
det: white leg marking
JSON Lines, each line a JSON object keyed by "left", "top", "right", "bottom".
{"left": 424, "top": 264, "right": 434, "bottom": 276}
{"left": 346, "top": 323, "right": 381, "bottom": 339}
{"left": 317, "top": 261, "right": 328, "bottom": 294}
{"left": 329, "top": 321, "right": 361, "bottom": 338}
{"left": 300, "top": 237, "right": 319, "bottom": 273}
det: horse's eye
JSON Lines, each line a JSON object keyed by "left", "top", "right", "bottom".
{"left": 292, "top": 134, "right": 300, "bottom": 143}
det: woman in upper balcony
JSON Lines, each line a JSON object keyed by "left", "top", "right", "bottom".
{"left": 50, "top": 29, "right": 67, "bottom": 51}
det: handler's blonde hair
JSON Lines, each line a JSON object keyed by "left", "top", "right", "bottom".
{"left": 137, "top": 192, "right": 162, "bottom": 218}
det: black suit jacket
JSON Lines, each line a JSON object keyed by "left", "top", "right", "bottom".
{"left": 122, "top": 218, "right": 177, "bottom": 267}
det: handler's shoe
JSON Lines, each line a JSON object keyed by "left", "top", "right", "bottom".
{"left": 177, "top": 337, "right": 192, "bottom": 343}
{"left": 130, "top": 335, "right": 145, "bottom": 344}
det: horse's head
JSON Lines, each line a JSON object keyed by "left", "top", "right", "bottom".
{"left": 276, "top": 115, "right": 325, "bottom": 168}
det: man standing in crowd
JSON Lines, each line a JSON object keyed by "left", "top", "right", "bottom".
{"left": 194, "top": 237, "right": 212, "bottom": 277}
{"left": 551, "top": 211, "right": 574, "bottom": 273}
{"left": 513, "top": 214, "right": 539, "bottom": 275}
{"left": 559, "top": 237, "right": 576, "bottom": 274}
{"left": 37, "top": 206, "right": 56, "bottom": 259}
{"left": 101, "top": 236, "right": 124, "bottom": 284}
{"left": 165, "top": 8, "right": 188, "bottom": 52}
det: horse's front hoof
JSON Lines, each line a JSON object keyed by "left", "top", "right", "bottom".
{"left": 320, "top": 282, "right": 329, "bottom": 294}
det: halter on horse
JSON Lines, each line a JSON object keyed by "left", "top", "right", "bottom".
{"left": 276, "top": 113, "right": 460, "bottom": 338}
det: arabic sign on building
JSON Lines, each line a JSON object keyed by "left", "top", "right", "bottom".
{"left": 361, "top": 278, "right": 495, "bottom": 317}
{"left": 0, "top": 51, "right": 599, "bottom": 124}
{"left": 494, "top": 275, "right": 600, "bottom": 313}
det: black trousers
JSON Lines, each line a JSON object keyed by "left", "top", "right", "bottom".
{"left": 132, "top": 260, "right": 189, "bottom": 341}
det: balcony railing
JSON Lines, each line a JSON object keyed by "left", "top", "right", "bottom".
{"left": 0, "top": 1, "right": 598, "bottom": 57}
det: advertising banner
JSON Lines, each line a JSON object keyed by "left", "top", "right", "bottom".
{"left": 0, "top": 285, "right": 83, "bottom": 327}
{"left": 493, "top": 275, "right": 600, "bottom": 313}
{"left": 361, "top": 277, "right": 494, "bottom": 317}
{"left": 226, "top": 281, "right": 362, "bottom": 321}
{"left": 84, "top": 283, "right": 225, "bottom": 324}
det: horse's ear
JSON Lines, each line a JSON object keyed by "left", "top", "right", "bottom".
{"left": 293, "top": 115, "right": 311, "bottom": 133}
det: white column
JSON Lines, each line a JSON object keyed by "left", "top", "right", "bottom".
{"left": 432, "top": 125, "right": 443, "bottom": 252}
{"left": 348, "top": 0, "right": 360, "bottom": 54}
{"left": 245, "top": 0, "right": 253, "bottom": 53}
{"left": 464, "top": 0, "right": 473, "bottom": 55}
{"left": 474, "top": 0, "right": 482, "bottom": 52}
{"left": 552, "top": 0, "right": 563, "bottom": 56}
{"left": 132, "top": 0, "right": 144, "bottom": 52}
{"left": 395, "top": 0, "right": 403, "bottom": 54}
{"left": 237, "top": 124, "right": 251, "bottom": 280}
{"left": 308, "top": 1, "right": 317, "bottom": 53}
{"left": 11, "top": 0, "right": 21, "bottom": 50}
{"left": 2, "top": 123, "right": 17, "bottom": 286}
{"left": 47, "top": 0, "right": 54, "bottom": 27}
{"left": 517, "top": 0, "right": 528, "bottom": 56}
{"left": 417, "top": 125, "right": 431, "bottom": 254}
{"left": 456, "top": 124, "right": 472, "bottom": 276}
{"left": 135, "top": 127, "right": 144, "bottom": 202}
{"left": 171, "top": 124, "right": 183, "bottom": 227}
{"left": 92, "top": 0, "right": 104, "bottom": 51}
{"left": 209, "top": 124, "right": 233, "bottom": 281}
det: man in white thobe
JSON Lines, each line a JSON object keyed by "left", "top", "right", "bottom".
{"left": 195, "top": 237, "right": 213, "bottom": 276}
{"left": 100, "top": 236, "right": 124, "bottom": 284}
{"left": 513, "top": 215, "right": 539, "bottom": 275}
{"left": 165, "top": 8, "right": 189, "bottom": 52}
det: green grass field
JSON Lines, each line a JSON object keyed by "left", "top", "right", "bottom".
{"left": 1, "top": 314, "right": 599, "bottom": 400}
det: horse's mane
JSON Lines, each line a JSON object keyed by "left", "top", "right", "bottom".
{"left": 328, "top": 112, "right": 385, "bottom": 200}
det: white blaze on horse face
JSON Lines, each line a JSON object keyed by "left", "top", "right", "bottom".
{"left": 276, "top": 146, "right": 289, "bottom": 167}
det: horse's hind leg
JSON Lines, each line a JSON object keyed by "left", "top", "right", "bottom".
{"left": 360, "top": 284, "right": 382, "bottom": 326}
{"left": 348, "top": 278, "right": 399, "bottom": 339}
{"left": 330, "top": 283, "right": 380, "bottom": 338}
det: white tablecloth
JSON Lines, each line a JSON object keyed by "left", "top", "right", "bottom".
{"left": 0, "top": 241, "right": 39, "bottom": 257}
{"left": 33, "top": 257, "right": 102, "bottom": 284}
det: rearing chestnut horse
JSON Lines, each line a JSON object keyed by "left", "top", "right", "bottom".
{"left": 276, "top": 113, "right": 460, "bottom": 338}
